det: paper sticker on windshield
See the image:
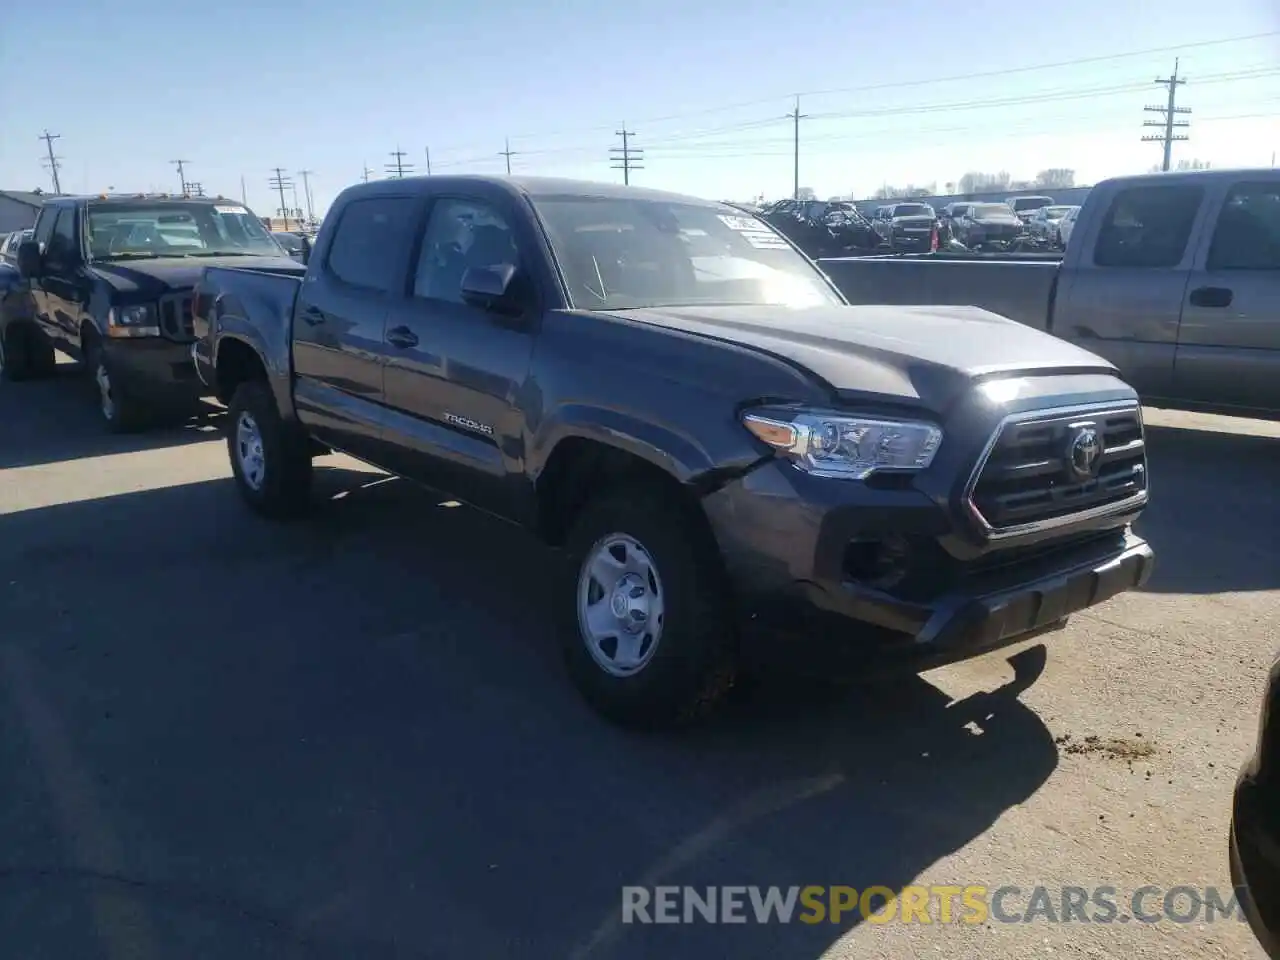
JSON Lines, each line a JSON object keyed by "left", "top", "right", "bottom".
{"left": 718, "top": 214, "right": 790, "bottom": 249}
{"left": 214, "top": 205, "right": 248, "bottom": 216}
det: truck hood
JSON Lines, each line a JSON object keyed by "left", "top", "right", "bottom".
{"left": 607, "top": 303, "right": 1116, "bottom": 410}
{"left": 90, "top": 254, "right": 304, "bottom": 299}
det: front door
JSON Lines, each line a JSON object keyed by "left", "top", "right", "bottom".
{"left": 291, "top": 193, "right": 420, "bottom": 460}
{"left": 1174, "top": 177, "right": 1280, "bottom": 414}
{"left": 40, "top": 205, "right": 88, "bottom": 350}
{"left": 27, "top": 208, "right": 60, "bottom": 339}
{"left": 381, "top": 193, "right": 539, "bottom": 523}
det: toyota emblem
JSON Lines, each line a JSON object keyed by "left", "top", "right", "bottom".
{"left": 1067, "top": 425, "right": 1103, "bottom": 479}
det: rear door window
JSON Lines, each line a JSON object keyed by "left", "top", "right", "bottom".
{"left": 325, "top": 196, "right": 417, "bottom": 294}
{"left": 1094, "top": 185, "right": 1204, "bottom": 268}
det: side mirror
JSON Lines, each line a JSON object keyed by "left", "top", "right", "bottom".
{"left": 460, "top": 263, "right": 517, "bottom": 310}
{"left": 299, "top": 236, "right": 312, "bottom": 265}
{"left": 16, "top": 239, "right": 41, "bottom": 279}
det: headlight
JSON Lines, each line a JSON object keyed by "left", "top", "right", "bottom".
{"left": 742, "top": 408, "right": 942, "bottom": 479}
{"left": 106, "top": 304, "right": 160, "bottom": 338}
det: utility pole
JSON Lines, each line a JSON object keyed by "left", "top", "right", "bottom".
{"left": 1142, "top": 58, "right": 1190, "bottom": 172}
{"left": 171, "top": 159, "right": 190, "bottom": 196}
{"left": 297, "top": 169, "right": 316, "bottom": 226}
{"left": 362, "top": 163, "right": 372, "bottom": 183}
{"left": 424, "top": 146, "right": 432, "bottom": 175}
{"left": 385, "top": 147, "right": 413, "bottom": 179}
{"left": 609, "top": 124, "right": 644, "bottom": 185}
{"left": 39, "top": 130, "right": 63, "bottom": 194}
{"left": 269, "top": 167, "right": 294, "bottom": 231}
{"left": 499, "top": 137, "right": 519, "bottom": 175}
{"left": 187, "top": 182, "right": 205, "bottom": 197}
{"left": 786, "top": 95, "right": 808, "bottom": 200}
{"left": 240, "top": 175, "right": 248, "bottom": 205}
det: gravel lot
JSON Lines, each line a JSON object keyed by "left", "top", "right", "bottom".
{"left": 1, "top": 364, "right": 1276, "bottom": 959}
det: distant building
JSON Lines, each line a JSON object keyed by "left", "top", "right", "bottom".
{"left": 0, "top": 190, "right": 47, "bottom": 233}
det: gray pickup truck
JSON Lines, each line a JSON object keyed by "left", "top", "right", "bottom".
{"left": 193, "top": 175, "right": 1153, "bottom": 726}
{"left": 822, "top": 169, "right": 1280, "bottom": 420}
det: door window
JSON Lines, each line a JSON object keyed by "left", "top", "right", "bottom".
{"left": 1206, "top": 181, "right": 1280, "bottom": 271}
{"left": 413, "top": 198, "right": 522, "bottom": 305}
{"left": 1093, "top": 185, "right": 1203, "bottom": 268}
{"left": 324, "top": 196, "right": 417, "bottom": 294}
{"left": 33, "top": 208, "right": 59, "bottom": 252}
{"left": 46, "top": 209, "right": 80, "bottom": 268}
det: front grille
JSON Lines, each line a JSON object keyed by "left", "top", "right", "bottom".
{"left": 159, "top": 293, "right": 194, "bottom": 341}
{"left": 968, "top": 404, "right": 1147, "bottom": 534}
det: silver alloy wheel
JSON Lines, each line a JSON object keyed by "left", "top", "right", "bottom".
{"left": 235, "top": 410, "right": 267, "bottom": 491}
{"left": 95, "top": 359, "right": 116, "bottom": 421}
{"left": 577, "top": 533, "right": 666, "bottom": 677}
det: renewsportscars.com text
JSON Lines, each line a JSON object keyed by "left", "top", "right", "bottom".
{"left": 621, "top": 885, "right": 1248, "bottom": 925}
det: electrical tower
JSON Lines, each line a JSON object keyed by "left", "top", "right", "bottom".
{"left": 39, "top": 130, "right": 63, "bottom": 194}
{"left": 187, "top": 182, "right": 206, "bottom": 197}
{"left": 610, "top": 125, "right": 644, "bottom": 185}
{"left": 269, "top": 168, "right": 294, "bottom": 230}
{"left": 786, "top": 95, "right": 809, "bottom": 200}
{"left": 385, "top": 147, "right": 413, "bottom": 179}
{"left": 362, "top": 163, "right": 373, "bottom": 183}
{"left": 171, "top": 159, "right": 191, "bottom": 196}
{"left": 297, "top": 169, "right": 316, "bottom": 226}
{"left": 1142, "top": 58, "right": 1190, "bottom": 172}
{"left": 499, "top": 137, "right": 519, "bottom": 175}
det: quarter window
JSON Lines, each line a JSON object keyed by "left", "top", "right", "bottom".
{"left": 1094, "top": 185, "right": 1203, "bottom": 268}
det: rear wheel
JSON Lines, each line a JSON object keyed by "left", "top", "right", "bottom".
{"left": 227, "top": 379, "right": 313, "bottom": 519}
{"left": 563, "top": 485, "right": 737, "bottom": 727}
{"left": 0, "top": 323, "right": 55, "bottom": 382}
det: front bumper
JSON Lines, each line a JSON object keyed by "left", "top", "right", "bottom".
{"left": 702, "top": 459, "right": 1153, "bottom": 677}
{"left": 102, "top": 336, "right": 208, "bottom": 405}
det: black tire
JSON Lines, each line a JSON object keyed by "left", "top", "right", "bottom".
{"left": 226, "top": 379, "right": 313, "bottom": 519}
{"left": 563, "top": 484, "right": 737, "bottom": 728}
{"left": 85, "top": 336, "right": 148, "bottom": 433}
{"left": 0, "top": 322, "right": 55, "bottom": 382}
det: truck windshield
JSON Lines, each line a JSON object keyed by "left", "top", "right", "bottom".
{"left": 532, "top": 196, "right": 843, "bottom": 310}
{"left": 86, "top": 202, "right": 285, "bottom": 261}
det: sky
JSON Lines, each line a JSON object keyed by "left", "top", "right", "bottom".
{"left": 2, "top": 0, "right": 1279, "bottom": 219}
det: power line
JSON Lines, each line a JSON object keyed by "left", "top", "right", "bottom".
{"left": 498, "top": 137, "right": 519, "bottom": 175}
{"left": 787, "top": 95, "right": 808, "bottom": 200}
{"left": 268, "top": 167, "right": 294, "bottom": 231}
{"left": 39, "top": 130, "right": 63, "bottom": 194}
{"left": 609, "top": 124, "right": 644, "bottom": 185}
{"left": 385, "top": 147, "right": 413, "bottom": 179}
{"left": 1143, "top": 58, "right": 1191, "bottom": 171}
{"left": 171, "top": 159, "right": 190, "bottom": 196}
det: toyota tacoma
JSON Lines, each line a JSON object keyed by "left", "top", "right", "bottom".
{"left": 193, "top": 175, "right": 1154, "bottom": 725}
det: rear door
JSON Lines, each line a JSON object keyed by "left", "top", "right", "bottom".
{"left": 380, "top": 192, "right": 540, "bottom": 523}
{"left": 1174, "top": 177, "right": 1280, "bottom": 413}
{"left": 292, "top": 193, "right": 420, "bottom": 459}
{"left": 1052, "top": 182, "right": 1209, "bottom": 399}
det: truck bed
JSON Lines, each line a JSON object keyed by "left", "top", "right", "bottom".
{"left": 818, "top": 254, "right": 1060, "bottom": 331}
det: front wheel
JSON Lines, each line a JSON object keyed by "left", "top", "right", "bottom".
{"left": 85, "top": 338, "right": 147, "bottom": 433}
{"left": 563, "top": 485, "right": 737, "bottom": 727}
{"left": 226, "top": 380, "right": 313, "bottom": 519}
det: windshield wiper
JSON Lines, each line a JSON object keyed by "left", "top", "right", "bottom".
{"left": 94, "top": 252, "right": 161, "bottom": 261}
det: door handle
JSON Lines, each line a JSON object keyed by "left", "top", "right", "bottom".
{"left": 300, "top": 306, "right": 325, "bottom": 326}
{"left": 386, "top": 325, "right": 418, "bottom": 349}
{"left": 1188, "top": 286, "right": 1233, "bottom": 309}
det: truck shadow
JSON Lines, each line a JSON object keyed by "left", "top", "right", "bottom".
{"left": 0, "top": 364, "right": 223, "bottom": 470}
{"left": 0, "top": 470, "right": 1058, "bottom": 959}
{"left": 1135, "top": 420, "right": 1279, "bottom": 595}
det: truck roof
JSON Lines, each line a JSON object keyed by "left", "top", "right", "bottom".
{"left": 341, "top": 175, "right": 730, "bottom": 208}
{"left": 1096, "top": 167, "right": 1280, "bottom": 189}
{"left": 44, "top": 193, "right": 243, "bottom": 208}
